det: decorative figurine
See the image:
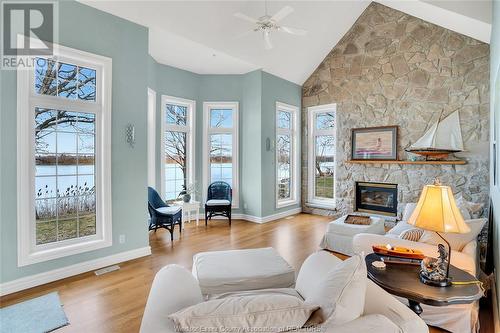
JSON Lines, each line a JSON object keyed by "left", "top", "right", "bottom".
{"left": 420, "top": 244, "right": 450, "bottom": 286}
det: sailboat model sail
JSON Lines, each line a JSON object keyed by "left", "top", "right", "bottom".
{"left": 406, "top": 111, "right": 464, "bottom": 158}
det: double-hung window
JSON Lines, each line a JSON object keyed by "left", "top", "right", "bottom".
{"left": 161, "top": 96, "right": 195, "bottom": 201}
{"left": 307, "top": 104, "right": 336, "bottom": 208}
{"left": 276, "top": 102, "right": 299, "bottom": 208}
{"left": 203, "top": 102, "right": 239, "bottom": 207}
{"left": 17, "top": 40, "right": 112, "bottom": 266}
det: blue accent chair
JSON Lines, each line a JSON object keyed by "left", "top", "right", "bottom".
{"left": 148, "top": 187, "right": 182, "bottom": 241}
{"left": 205, "top": 181, "right": 232, "bottom": 226}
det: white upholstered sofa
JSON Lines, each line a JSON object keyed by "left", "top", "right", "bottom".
{"left": 352, "top": 203, "right": 483, "bottom": 333}
{"left": 140, "top": 251, "right": 427, "bottom": 333}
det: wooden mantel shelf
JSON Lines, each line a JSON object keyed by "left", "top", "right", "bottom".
{"left": 347, "top": 159, "right": 467, "bottom": 165}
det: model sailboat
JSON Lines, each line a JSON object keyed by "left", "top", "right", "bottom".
{"left": 406, "top": 110, "right": 464, "bottom": 160}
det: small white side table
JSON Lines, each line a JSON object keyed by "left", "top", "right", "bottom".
{"left": 172, "top": 200, "right": 200, "bottom": 229}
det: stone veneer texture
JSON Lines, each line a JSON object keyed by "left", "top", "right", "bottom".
{"left": 302, "top": 2, "right": 490, "bottom": 217}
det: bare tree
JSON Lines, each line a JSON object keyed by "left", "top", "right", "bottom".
{"left": 276, "top": 135, "right": 290, "bottom": 164}
{"left": 35, "top": 58, "right": 96, "bottom": 151}
{"left": 209, "top": 111, "right": 232, "bottom": 162}
{"left": 165, "top": 131, "right": 187, "bottom": 185}
{"left": 164, "top": 105, "right": 188, "bottom": 191}
{"left": 35, "top": 59, "right": 96, "bottom": 100}
{"left": 317, "top": 112, "right": 335, "bottom": 129}
{"left": 315, "top": 136, "right": 334, "bottom": 176}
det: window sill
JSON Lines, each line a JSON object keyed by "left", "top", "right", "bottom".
{"left": 276, "top": 199, "right": 299, "bottom": 209}
{"left": 305, "top": 202, "right": 336, "bottom": 211}
{"left": 19, "top": 238, "right": 112, "bottom": 267}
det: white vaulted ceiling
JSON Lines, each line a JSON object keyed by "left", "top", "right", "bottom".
{"left": 80, "top": 0, "right": 492, "bottom": 85}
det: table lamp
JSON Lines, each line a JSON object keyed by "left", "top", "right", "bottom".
{"left": 407, "top": 179, "right": 470, "bottom": 287}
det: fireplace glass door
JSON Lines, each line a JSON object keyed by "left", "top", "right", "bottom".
{"left": 355, "top": 182, "right": 397, "bottom": 216}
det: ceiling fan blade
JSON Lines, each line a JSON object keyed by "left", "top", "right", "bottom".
{"left": 271, "top": 6, "right": 294, "bottom": 22}
{"left": 280, "top": 25, "right": 307, "bottom": 36}
{"left": 234, "top": 12, "right": 259, "bottom": 24}
{"left": 263, "top": 31, "right": 273, "bottom": 50}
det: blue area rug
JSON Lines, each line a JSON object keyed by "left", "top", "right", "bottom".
{"left": 0, "top": 292, "right": 69, "bottom": 333}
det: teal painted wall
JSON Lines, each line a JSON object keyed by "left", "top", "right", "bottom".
{"left": 241, "top": 71, "right": 263, "bottom": 217}
{"left": 490, "top": 0, "right": 500, "bottom": 319}
{"left": 261, "top": 72, "right": 302, "bottom": 217}
{"left": 0, "top": 0, "right": 150, "bottom": 283}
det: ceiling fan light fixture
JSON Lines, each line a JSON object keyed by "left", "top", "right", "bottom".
{"left": 233, "top": 3, "right": 307, "bottom": 50}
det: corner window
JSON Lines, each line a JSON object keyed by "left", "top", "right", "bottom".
{"left": 161, "top": 96, "right": 195, "bottom": 201}
{"left": 17, "top": 41, "right": 112, "bottom": 266}
{"left": 203, "top": 102, "right": 239, "bottom": 207}
{"left": 276, "top": 102, "right": 299, "bottom": 208}
{"left": 307, "top": 104, "right": 336, "bottom": 208}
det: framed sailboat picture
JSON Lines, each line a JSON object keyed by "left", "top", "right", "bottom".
{"left": 351, "top": 126, "right": 398, "bottom": 160}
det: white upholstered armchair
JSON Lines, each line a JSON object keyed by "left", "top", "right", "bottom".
{"left": 140, "top": 251, "right": 427, "bottom": 333}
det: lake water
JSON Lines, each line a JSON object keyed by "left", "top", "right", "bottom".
{"left": 36, "top": 165, "right": 95, "bottom": 199}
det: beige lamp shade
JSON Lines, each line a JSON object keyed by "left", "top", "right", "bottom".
{"left": 407, "top": 184, "right": 470, "bottom": 234}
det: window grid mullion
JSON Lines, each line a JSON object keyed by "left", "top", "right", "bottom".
{"left": 208, "top": 128, "right": 232, "bottom": 134}
{"left": 165, "top": 124, "right": 189, "bottom": 132}
{"left": 55, "top": 128, "right": 59, "bottom": 241}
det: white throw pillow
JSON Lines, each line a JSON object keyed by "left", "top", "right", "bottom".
{"left": 419, "top": 218, "right": 487, "bottom": 251}
{"left": 169, "top": 294, "right": 318, "bottom": 332}
{"left": 304, "top": 254, "right": 366, "bottom": 326}
{"left": 455, "top": 193, "right": 483, "bottom": 219}
{"left": 402, "top": 203, "right": 417, "bottom": 222}
{"left": 388, "top": 203, "right": 416, "bottom": 235}
{"left": 399, "top": 228, "right": 424, "bottom": 242}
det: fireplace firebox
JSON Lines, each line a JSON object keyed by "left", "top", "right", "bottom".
{"left": 355, "top": 182, "right": 398, "bottom": 216}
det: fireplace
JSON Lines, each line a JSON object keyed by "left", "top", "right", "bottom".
{"left": 355, "top": 182, "right": 398, "bottom": 216}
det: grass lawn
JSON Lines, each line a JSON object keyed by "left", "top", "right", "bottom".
{"left": 315, "top": 175, "right": 334, "bottom": 198}
{"left": 36, "top": 215, "right": 96, "bottom": 245}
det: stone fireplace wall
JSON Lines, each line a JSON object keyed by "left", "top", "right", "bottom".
{"left": 302, "top": 2, "right": 490, "bottom": 217}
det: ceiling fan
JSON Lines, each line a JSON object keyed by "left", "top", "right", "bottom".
{"left": 234, "top": 2, "right": 307, "bottom": 50}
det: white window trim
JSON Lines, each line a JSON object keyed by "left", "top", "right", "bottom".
{"left": 307, "top": 103, "right": 337, "bottom": 209}
{"left": 202, "top": 102, "right": 239, "bottom": 208}
{"left": 147, "top": 88, "right": 156, "bottom": 188}
{"left": 160, "top": 95, "right": 196, "bottom": 201}
{"left": 17, "top": 37, "right": 113, "bottom": 266}
{"left": 275, "top": 102, "right": 299, "bottom": 209}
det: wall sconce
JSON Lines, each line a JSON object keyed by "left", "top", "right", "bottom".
{"left": 266, "top": 138, "right": 275, "bottom": 151}
{"left": 126, "top": 124, "right": 135, "bottom": 148}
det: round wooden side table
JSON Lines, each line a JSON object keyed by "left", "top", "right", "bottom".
{"left": 365, "top": 253, "right": 483, "bottom": 315}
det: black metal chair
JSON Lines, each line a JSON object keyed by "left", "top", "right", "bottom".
{"left": 205, "top": 181, "right": 232, "bottom": 226}
{"left": 148, "top": 187, "right": 182, "bottom": 241}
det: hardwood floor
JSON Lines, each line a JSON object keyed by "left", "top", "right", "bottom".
{"left": 0, "top": 214, "right": 492, "bottom": 332}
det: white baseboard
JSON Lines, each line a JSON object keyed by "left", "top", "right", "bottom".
{"left": 242, "top": 207, "right": 302, "bottom": 223}
{"left": 197, "top": 208, "right": 302, "bottom": 224}
{"left": 0, "top": 246, "right": 151, "bottom": 296}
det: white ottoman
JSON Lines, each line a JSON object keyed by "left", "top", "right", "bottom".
{"left": 192, "top": 247, "right": 295, "bottom": 295}
{"left": 319, "top": 215, "right": 385, "bottom": 256}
